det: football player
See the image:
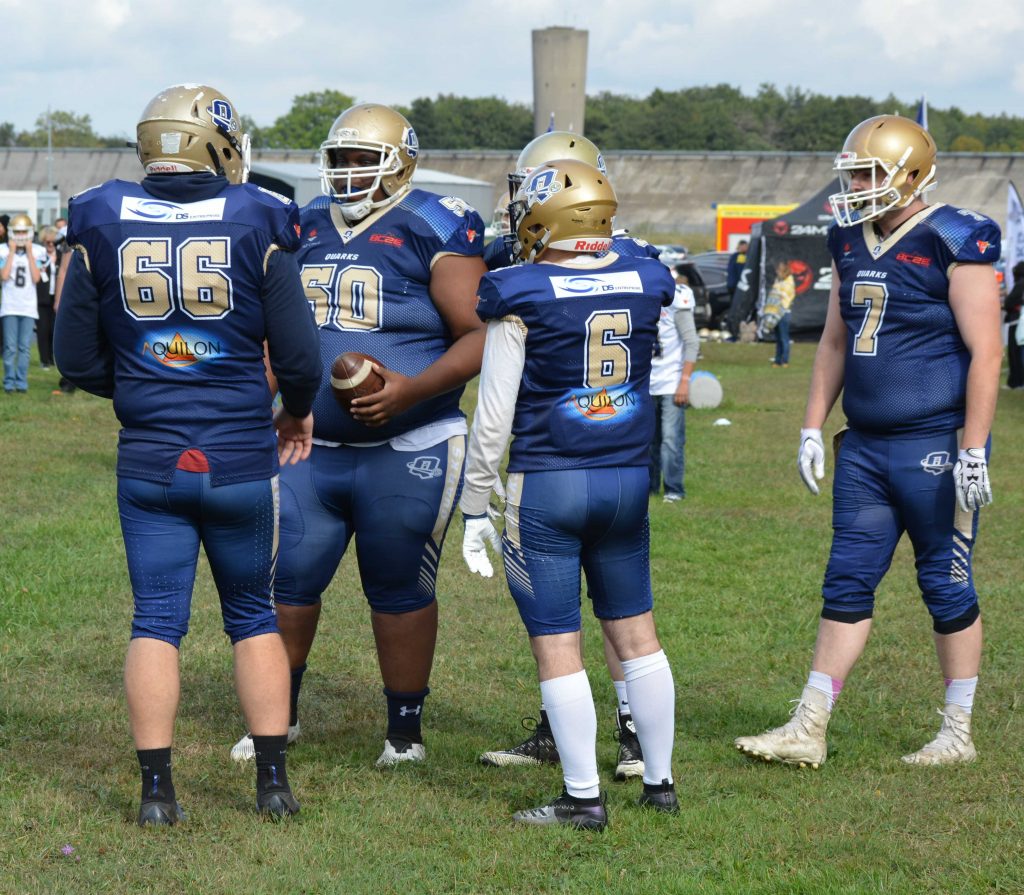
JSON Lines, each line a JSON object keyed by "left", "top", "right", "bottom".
{"left": 54, "top": 84, "right": 321, "bottom": 824}
{"left": 735, "top": 115, "right": 1002, "bottom": 768}
{"left": 230, "top": 103, "right": 487, "bottom": 768}
{"left": 477, "top": 130, "right": 658, "bottom": 782}
{"left": 462, "top": 159, "right": 679, "bottom": 830}
{"left": 1, "top": 213, "right": 48, "bottom": 393}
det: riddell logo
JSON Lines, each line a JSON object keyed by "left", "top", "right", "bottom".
{"left": 370, "top": 233, "right": 404, "bottom": 247}
{"left": 573, "top": 238, "right": 611, "bottom": 251}
{"left": 896, "top": 251, "right": 932, "bottom": 267}
{"left": 142, "top": 332, "right": 223, "bottom": 367}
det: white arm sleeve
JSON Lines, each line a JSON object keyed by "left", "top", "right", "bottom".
{"left": 460, "top": 317, "right": 526, "bottom": 516}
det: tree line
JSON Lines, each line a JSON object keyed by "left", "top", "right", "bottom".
{"left": 7, "top": 85, "right": 1023, "bottom": 153}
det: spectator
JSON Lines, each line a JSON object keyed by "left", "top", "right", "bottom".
{"left": 51, "top": 224, "right": 77, "bottom": 394}
{"left": 727, "top": 238, "right": 748, "bottom": 299}
{"left": 649, "top": 266, "right": 699, "bottom": 502}
{"left": 769, "top": 260, "right": 796, "bottom": 367}
{"left": 1, "top": 214, "right": 46, "bottom": 393}
{"left": 36, "top": 226, "right": 59, "bottom": 369}
{"left": 1003, "top": 261, "right": 1024, "bottom": 389}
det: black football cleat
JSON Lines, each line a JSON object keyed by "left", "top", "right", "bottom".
{"left": 257, "top": 787, "right": 300, "bottom": 820}
{"left": 137, "top": 799, "right": 186, "bottom": 827}
{"left": 614, "top": 713, "right": 645, "bottom": 781}
{"left": 637, "top": 779, "right": 679, "bottom": 814}
{"left": 479, "top": 717, "right": 560, "bottom": 767}
{"left": 513, "top": 789, "right": 607, "bottom": 831}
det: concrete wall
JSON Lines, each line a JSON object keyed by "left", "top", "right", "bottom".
{"left": 5, "top": 147, "right": 1022, "bottom": 239}
{"left": 532, "top": 27, "right": 587, "bottom": 137}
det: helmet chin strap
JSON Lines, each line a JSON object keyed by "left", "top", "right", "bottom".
{"left": 205, "top": 142, "right": 226, "bottom": 177}
{"left": 338, "top": 196, "right": 375, "bottom": 223}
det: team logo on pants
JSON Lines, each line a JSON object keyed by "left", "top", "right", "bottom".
{"left": 406, "top": 456, "right": 442, "bottom": 480}
{"left": 920, "top": 451, "right": 953, "bottom": 476}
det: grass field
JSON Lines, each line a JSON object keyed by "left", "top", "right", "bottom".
{"left": 2, "top": 343, "right": 1023, "bottom": 895}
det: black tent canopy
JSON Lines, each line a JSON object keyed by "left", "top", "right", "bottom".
{"left": 728, "top": 179, "right": 840, "bottom": 339}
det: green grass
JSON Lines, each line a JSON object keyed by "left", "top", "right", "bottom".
{"left": 2, "top": 345, "right": 1023, "bottom": 895}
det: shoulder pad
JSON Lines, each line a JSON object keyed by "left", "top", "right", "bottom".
{"left": 926, "top": 205, "right": 1001, "bottom": 263}
{"left": 303, "top": 195, "right": 332, "bottom": 213}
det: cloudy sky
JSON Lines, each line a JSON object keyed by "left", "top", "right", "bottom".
{"left": 6, "top": 0, "right": 1022, "bottom": 138}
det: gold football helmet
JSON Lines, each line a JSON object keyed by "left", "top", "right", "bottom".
{"left": 8, "top": 213, "right": 34, "bottom": 246}
{"left": 509, "top": 131, "right": 607, "bottom": 201}
{"left": 136, "top": 84, "right": 250, "bottom": 183}
{"left": 319, "top": 103, "right": 419, "bottom": 221}
{"left": 509, "top": 158, "right": 616, "bottom": 263}
{"left": 829, "top": 115, "right": 937, "bottom": 226}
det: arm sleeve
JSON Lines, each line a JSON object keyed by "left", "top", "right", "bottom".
{"left": 675, "top": 308, "right": 700, "bottom": 363}
{"left": 53, "top": 251, "right": 115, "bottom": 397}
{"left": 460, "top": 318, "right": 526, "bottom": 516}
{"left": 262, "top": 249, "right": 322, "bottom": 418}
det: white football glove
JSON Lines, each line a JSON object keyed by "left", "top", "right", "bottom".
{"left": 953, "top": 448, "right": 992, "bottom": 512}
{"left": 462, "top": 515, "right": 501, "bottom": 578}
{"left": 798, "top": 428, "right": 826, "bottom": 495}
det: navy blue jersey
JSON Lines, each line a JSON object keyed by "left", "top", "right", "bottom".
{"left": 61, "top": 175, "right": 318, "bottom": 485}
{"left": 298, "top": 189, "right": 485, "bottom": 443}
{"left": 827, "top": 204, "right": 1001, "bottom": 436}
{"left": 477, "top": 254, "right": 675, "bottom": 471}
{"left": 484, "top": 235, "right": 513, "bottom": 271}
{"left": 609, "top": 235, "right": 661, "bottom": 260}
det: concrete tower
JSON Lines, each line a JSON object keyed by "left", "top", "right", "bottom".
{"left": 532, "top": 27, "right": 587, "bottom": 137}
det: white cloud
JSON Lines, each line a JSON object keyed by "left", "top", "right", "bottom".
{"left": 1, "top": 0, "right": 1022, "bottom": 136}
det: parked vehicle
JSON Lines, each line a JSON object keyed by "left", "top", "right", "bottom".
{"left": 655, "top": 244, "right": 689, "bottom": 268}
{"left": 674, "top": 250, "right": 732, "bottom": 329}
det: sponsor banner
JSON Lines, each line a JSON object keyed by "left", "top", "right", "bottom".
{"left": 120, "top": 197, "right": 227, "bottom": 223}
{"left": 549, "top": 270, "right": 644, "bottom": 298}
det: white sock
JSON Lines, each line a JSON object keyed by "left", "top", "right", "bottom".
{"left": 621, "top": 650, "right": 675, "bottom": 786}
{"left": 540, "top": 670, "right": 599, "bottom": 799}
{"left": 945, "top": 677, "right": 977, "bottom": 714}
{"left": 807, "top": 670, "right": 842, "bottom": 711}
{"left": 613, "top": 679, "right": 630, "bottom": 716}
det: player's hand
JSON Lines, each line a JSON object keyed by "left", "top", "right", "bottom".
{"left": 798, "top": 427, "right": 826, "bottom": 495}
{"left": 349, "top": 365, "right": 418, "bottom": 427}
{"left": 462, "top": 514, "right": 501, "bottom": 578}
{"left": 274, "top": 408, "right": 313, "bottom": 465}
{"left": 953, "top": 448, "right": 992, "bottom": 512}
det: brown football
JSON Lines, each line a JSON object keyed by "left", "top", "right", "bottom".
{"left": 330, "top": 352, "right": 385, "bottom": 411}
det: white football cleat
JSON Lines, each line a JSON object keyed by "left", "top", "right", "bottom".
{"left": 734, "top": 686, "right": 830, "bottom": 769}
{"left": 230, "top": 722, "right": 301, "bottom": 762}
{"left": 901, "top": 705, "right": 977, "bottom": 766}
{"left": 375, "top": 737, "right": 426, "bottom": 768}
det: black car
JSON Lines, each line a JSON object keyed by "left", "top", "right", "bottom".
{"left": 673, "top": 251, "right": 732, "bottom": 329}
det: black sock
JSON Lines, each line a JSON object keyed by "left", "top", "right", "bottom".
{"left": 538, "top": 709, "right": 552, "bottom": 734}
{"left": 252, "top": 735, "right": 290, "bottom": 795}
{"left": 289, "top": 664, "right": 307, "bottom": 728}
{"left": 383, "top": 687, "right": 429, "bottom": 743}
{"left": 564, "top": 791, "right": 602, "bottom": 806}
{"left": 137, "top": 747, "right": 175, "bottom": 803}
